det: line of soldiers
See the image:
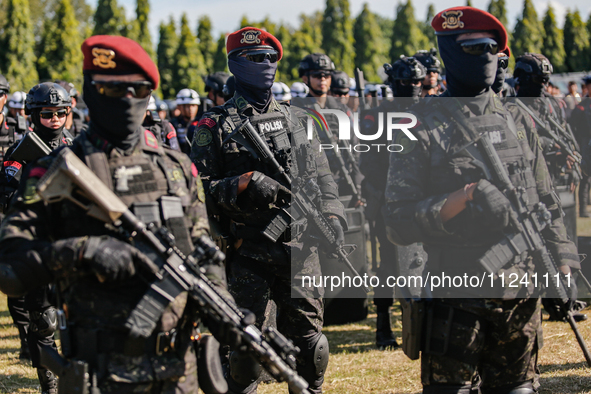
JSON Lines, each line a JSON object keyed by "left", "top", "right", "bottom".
{"left": 0, "top": 5, "right": 590, "bottom": 394}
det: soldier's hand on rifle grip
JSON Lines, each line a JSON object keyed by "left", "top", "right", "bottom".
{"left": 245, "top": 171, "right": 291, "bottom": 209}
{"left": 471, "top": 179, "right": 521, "bottom": 233}
{"left": 207, "top": 308, "right": 256, "bottom": 348}
{"left": 327, "top": 216, "right": 345, "bottom": 259}
{"left": 81, "top": 235, "right": 154, "bottom": 282}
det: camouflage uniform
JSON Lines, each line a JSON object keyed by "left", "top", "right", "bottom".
{"left": 0, "top": 127, "right": 222, "bottom": 393}
{"left": 190, "top": 94, "right": 344, "bottom": 394}
{"left": 384, "top": 92, "right": 579, "bottom": 392}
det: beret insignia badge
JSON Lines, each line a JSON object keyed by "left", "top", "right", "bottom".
{"left": 92, "top": 48, "right": 117, "bottom": 69}
{"left": 240, "top": 30, "right": 261, "bottom": 44}
{"left": 442, "top": 11, "right": 464, "bottom": 29}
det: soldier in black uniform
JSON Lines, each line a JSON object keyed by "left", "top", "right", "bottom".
{"left": 0, "top": 76, "right": 27, "bottom": 162}
{"left": 413, "top": 48, "right": 442, "bottom": 97}
{"left": 0, "top": 35, "right": 230, "bottom": 393}
{"left": 171, "top": 88, "right": 200, "bottom": 154}
{"left": 0, "top": 82, "right": 73, "bottom": 394}
{"left": 191, "top": 27, "right": 344, "bottom": 394}
{"left": 144, "top": 95, "right": 180, "bottom": 151}
{"left": 385, "top": 7, "right": 579, "bottom": 393}
{"left": 571, "top": 75, "right": 591, "bottom": 216}
{"left": 329, "top": 70, "right": 351, "bottom": 107}
{"left": 360, "top": 56, "right": 426, "bottom": 350}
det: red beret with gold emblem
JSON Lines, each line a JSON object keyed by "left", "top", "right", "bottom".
{"left": 82, "top": 35, "right": 160, "bottom": 89}
{"left": 226, "top": 27, "right": 283, "bottom": 61}
{"left": 431, "top": 7, "right": 508, "bottom": 53}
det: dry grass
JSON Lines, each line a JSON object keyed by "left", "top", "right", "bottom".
{"left": 4, "top": 294, "right": 591, "bottom": 394}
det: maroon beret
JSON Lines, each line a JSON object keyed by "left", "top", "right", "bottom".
{"left": 226, "top": 27, "right": 283, "bottom": 61}
{"left": 431, "top": 7, "right": 508, "bottom": 54}
{"left": 82, "top": 35, "right": 160, "bottom": 89}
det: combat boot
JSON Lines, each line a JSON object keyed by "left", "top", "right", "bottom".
{"left": 376, "top": 311, "right": 399, "bottom": 350}
{"left": 37, "top": 367, "right": 57, "bottom": 394}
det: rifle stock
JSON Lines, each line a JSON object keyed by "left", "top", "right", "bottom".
{"left": 36, "top": 148, "right": 313, "bottom": 394}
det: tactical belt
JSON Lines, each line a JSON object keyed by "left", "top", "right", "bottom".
{"left": 73, "top": 327, "right": 178, "bottom": 360}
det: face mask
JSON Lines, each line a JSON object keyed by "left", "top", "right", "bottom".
{"left": 394, "top": 81, "right": 423, "bottom": 98}
{"left": 229, "top": 57, "right": 277, "bottom": 111}
{"left": 492, "top": 65, "right": 506, "bottom": 94}
{"left": 83, "top": 74, "right": 149, "bottom": 150}
{"left": 31, "top": 111, "right": 66, "bottom": 147}
{"left": 438, "top": 35, "right": 498, "bottom": 97}
{"left": 517, "top": 76, "right": 545, "bottom": 98}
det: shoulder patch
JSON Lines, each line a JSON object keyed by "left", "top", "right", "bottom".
{"left": 3, "top": 161, "right": 22, "bottom": 181}
{"left": 195, "top": 129, "right": 213, "bottom": 146}
{"left": 144, "top": 130, "right": 159, "bottom": 149}
{"left": 167, "top": 131, "right": 177, "bottom": 139}
{"left": 394, "top": 130, "right": 417, "bottom": 155}
{"left": 198, "top": 118, "right": 217, "bottom": 129}
{"left": 191, "top": 163, "right": 198, "bottom": 178}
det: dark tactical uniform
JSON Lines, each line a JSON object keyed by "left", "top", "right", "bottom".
{"left": 144, "top": 112, "right": 181, "bottom": 151}
{"left": 0, "top": 127, "right": 221, "bottom": 393}
{"left": 170, "top": 114, "right": 192, "bottom": 154}
{"left": 191, "top": 94, "right": 344, "bottom": 393}
{"left": 570, "top": 96, "right": 591, "bottom": 215}
{"left": 0, "top": 115, "right": 23, "bottom": 162}
{"left": 384, "top": 92, "right": 579, "bottom": 392}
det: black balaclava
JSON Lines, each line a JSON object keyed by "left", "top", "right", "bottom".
{"left": 437, "top": 35, "right": 498, "bottom": 97}
{"left": 516, "top": 75, "right": 545, "bottom": 98}
{"left": 394, "top": 81, "right": 422, "bottom": 99}
{"left": 83, "top": 73, "right": 149, "bottom": 150}
{"left": 31, "top": 110, "right": 66, "bottom": 149}
{"left": 492, "top": 64, "right": 506, "bottom": 94}
{"left": 228, "top": 57, "right": 277, "bottom": 112}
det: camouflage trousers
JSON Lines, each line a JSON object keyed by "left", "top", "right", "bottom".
{"left": 421, "top": 297, "right": 541, "bottom": 390}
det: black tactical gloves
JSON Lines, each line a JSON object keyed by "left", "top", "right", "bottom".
{"left": 52, "top": 235, "right": 154, "bottom": 282}
{"left": 471, "top": 179, "right": 520, "bottom": 232}
{"left": 326, "top": 216, "right": 345, "bottom": 258}
{"left": 245, "top": 171, "right": 290, "bottom": 209}
{"left": 207, "top": 308, "right": 256, "bottom": 347}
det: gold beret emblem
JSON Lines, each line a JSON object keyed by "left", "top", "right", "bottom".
{"left": 240, "top": 30, "right": 261, "bottom": 44}
{"left": 92, "top": 48, "right": 117, "bottom": 69}
{"left": 442, "top": 10, "right": 464, "bottom": 29}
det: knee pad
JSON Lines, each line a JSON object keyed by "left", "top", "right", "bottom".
{"left": 296, "top": 333, "right": 329, "bottom": 389}
{"left": 30, "top": 307, "right": 57, "bottom": 337}
{"left": 423, "top": 384, "right": 472, "bottom": 394}
{"left": 229, "top": 350, "right": 262, "bottom": 388}
{"left": 482, "top": 381, "right": 535, "bottom": 394}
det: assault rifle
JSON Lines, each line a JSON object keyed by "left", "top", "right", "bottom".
{"left": 354, "top": 68, "right": 369, "bottom": 111}
{"left": 514, "top": 98, "right": 582, "bottom": 181}
{"left": 449, "top": 107, "right": 591, "bottom": 367}
{"left": 224, "top": 118, "right": 370, "bottom": 293}
{"left": 35, "top": 148, "right": 312, "bottom": 394}
{"left": 9, "top": 131, "right": 51, "bottom": 163}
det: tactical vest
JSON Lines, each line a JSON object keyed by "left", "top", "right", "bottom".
{"left": 421, "top": 98, "right": 539, "bottom": 243}
{"left": 0, "top": 118, "right": 17, "bottom": 160}
{"left": 78, "top": 130, "right": 195, "bottom": 255}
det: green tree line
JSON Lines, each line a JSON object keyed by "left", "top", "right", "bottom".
{"left": 1, "top": 0, "right": 590, "bottom": 97}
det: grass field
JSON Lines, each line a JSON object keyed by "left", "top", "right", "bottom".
{"left": 2, "top": 217, "right": 591, "bottom": 393}
{"left": 2, "top": 293, "right": 591, "bottom": 394}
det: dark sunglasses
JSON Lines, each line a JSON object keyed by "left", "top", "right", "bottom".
{"left": 311, "top": 71, "right": 331, "bottom": 79}
{"left": 459, "top": 37, "right": 499, "bottom": 56}
{"left": 498, "top": 55, "right": 509, "bottom": 70}
{"left": 237, "top": 49, "right": 278, "bottom": 63}
{"left": 91, "top": 80, "right": 153, "bottom": 98}
{"left": 39, "top": 109, "right": 68, "bottom": 119}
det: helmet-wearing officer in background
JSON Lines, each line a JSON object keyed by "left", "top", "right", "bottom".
{"left": 171, "top": 88, "right": 200, "bottom": 154}
{"left": 0, "top": 76, "right": 26, "bottom": 162}
{"left": 385, "top": 7, "right": 579, "bottom": 393}
{"left": 329, "top": 70, "right": 351, "bottom": 107}
{"left": 204, "top": 71, "right": 230, "bottom": 110}
{"left": 155, "top": 99, "right": 169, "bottom": 120}
{"left": 191, "top": 27, "right": 345, "bottom": 394}
{"left": 0, "top": 35, "right": 231, "bottom": 393}
{"left": 413, "top": 48, "right": 442, "bottom": 97}
{"left": 143, "top": 95, "right": 180, "bottom": 151}
{"left": 290, "top": 81, "right": 309, "bottom": 98}
{"left": 0, "top": 82, "right": 72, "bottom": 394}
{"left": 359, "top": 55, "right": 426, "bottom": 350}
{"left": 491, "top": 49, "right": 516, "bottom": 98}
{"left": 7, "top": 91, "right": 27, "bottom": 122}
{"left": 55, "top": 80, "right": 86, "bottom": 137}
{"left": 271, "top": 81, "right": 292, "bottom": 102}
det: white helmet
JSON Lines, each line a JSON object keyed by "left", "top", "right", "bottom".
{"left": 176, "top": 88, "right": 201, "bottom": 105}
{"left": 272, "top": 82, "right": 292, "bottom": 102}
{"left": 147, "top": 95, "right": 157, "bottom": 111}
{"left": 8, "top": 91, "right": 27, "bottom": 109}
{"left": 290, "top": 82, "right": 309, "bottom": 98}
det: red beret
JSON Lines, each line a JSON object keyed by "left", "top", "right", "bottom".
{"left": 431, "top": 7, "right": 508, "bottom": 54}
{"left": 82, "top": 35, "right": 160, "bottom": 89}
{"left": 226, "top": 27, "right": 283, "bottom": 61}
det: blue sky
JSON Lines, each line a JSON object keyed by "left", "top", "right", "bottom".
{"left": 106, "top": 0, "right": 591, "bottom": 44}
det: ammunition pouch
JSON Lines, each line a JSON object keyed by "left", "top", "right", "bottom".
{"left": 197, "top": 335, "right": 228, "bottom": 394}
{"left": 423, "top": 302, "right": 484, "bottom": 365}
{"left": 400, "top": 298, "right": 425, "bottom": 360}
